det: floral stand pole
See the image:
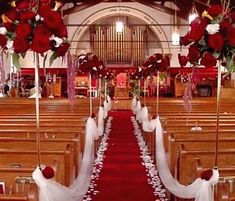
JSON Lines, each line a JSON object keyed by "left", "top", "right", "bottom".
{"left": 35, "top": 53, "right": 41, "bottom": 166}
{"left": 144, "top": 78, "right": 146, "bottom": 104}
{"left": 215, "top": 63, "right": 222, "bottom": 167}
{"left": 99, "top": 77, "right": 102, "bottom": 105}
{"left": 156, "top": 71, "right": 160, "bottom": 115}
{"left": 89, "top": 73, "right": 92, "bottom": 116}
{"left": 0, "top": 52, "right": 4, "bottom": 96}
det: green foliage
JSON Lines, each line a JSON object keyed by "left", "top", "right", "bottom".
{"left": 12, "top": 53, "right": 20, "bottom": 70}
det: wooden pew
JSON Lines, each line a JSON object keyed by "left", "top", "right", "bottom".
{"left": 177, "top": 144, "right": 235, "bottom": 185}
{"left": 168, "top": 133, "right": 235, "bottom": 174}
{"left": 193, "top": 158, "right": 235, "bottom": 180}
{"left": 0, "top": 144, "right": 75, "bottom": 187}
{"left": 0, "top": 183, "right": 38, "bottom": 201}
{"left": 0, "top": 159, "right": 58, "bottom": 196}
{"left": 0, "top": 136, "right": 81, "bottom": 177}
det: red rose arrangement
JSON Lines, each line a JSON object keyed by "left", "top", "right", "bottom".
{"left": 0, "top": 0, "right": 69, "bottom": 68}
{"left": 77, "top": 53, "right": 104, "bottom": 78}
{"left": 131, "top": 53, "right": 170, "bottom": 80}
{"left": 180, "top": 3, "right": 235, "bottom": 72}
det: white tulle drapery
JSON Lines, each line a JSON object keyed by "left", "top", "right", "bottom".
{"left": 97, "top": 106, "right": 104, "bottom": 136}
{"left": 142, "top": 118, "right": 157, "bottom": 132}
{"left": 107, "top": 95, "right": 112, "bottom": 111}
{"left": 33, "top": 117, "right": 99, "bottom": 201}
{"left": 131, "top": 96, "right": 137, "bottom": 112}
{"left": 134, "top": 100, "right": 141, "bottom": 116}
{"left": 155, "top": 117, "right": 219, "bottom": 201}
{"left": 103, "top": 100, "right": 108, "bottom": 119}
{"left": 133, "top": 102, "right": 157, "bottom": 132}
{"left": 136, "top": 106, "right": 148, "bottom": 123}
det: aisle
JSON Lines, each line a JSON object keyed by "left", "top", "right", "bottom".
{"left": 90, "top": 111, "right": 165, "bottom": 201}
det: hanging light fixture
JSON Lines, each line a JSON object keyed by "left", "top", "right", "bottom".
{"left": 171, "top": 0, "right": 180, "bottom": 45}
{"left": 188, "top": 2, "right": 198, "bottom": 24}
{"left": 116, "top": 0, "right": 124, "bottom": 33}
{"left": 172, "top": 30, "right": 180, "bottom": 45}
{"left": 116, "top": 21, "right": 124, "bottom": 33}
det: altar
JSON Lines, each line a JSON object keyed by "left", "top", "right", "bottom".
{"left": 114, "top": 73, "right": 129, "bottom": 98}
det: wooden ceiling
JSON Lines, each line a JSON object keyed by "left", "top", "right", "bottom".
{"left": 0, "top": 0, "right": 234, "bottom": 20}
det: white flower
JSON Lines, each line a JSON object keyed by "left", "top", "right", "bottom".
{"left": 35, "top": 14, "right": 41, "bottom": 21}
{"left": 50, "top": 36, "right": 63, "bottom": 47}
{"left": 206, "top": 24, "right": 220, "bottom": 34}
{"left": 6, "top": 40, "right": 13, "bottom": 49}
{"left": 0, "top": 27, "right": 7, "bottom": 35}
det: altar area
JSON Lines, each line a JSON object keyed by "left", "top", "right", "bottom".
{"left": 114, "top": 73, "right": 130, "bottom": 98}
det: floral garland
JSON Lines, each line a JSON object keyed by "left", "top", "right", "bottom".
{"left": 180, "top": 3, "right": 235, "bottom": 72}
{"left": 131, "top": 116, "right": 168, "bottom": 201}
{"left": 83, "top": 116, "right": 113, "bottom": 201}
{"left": 0, "top": 0, "right": 69, "bottom": 68}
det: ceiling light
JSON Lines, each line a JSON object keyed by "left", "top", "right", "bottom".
{"left": 172, "top": 30, "right": 180, "bottom": 45}
{"left": 188, "top": 3, "right": 198, "bottom": 24}
{"left": 116, "top": 21, "right": 124, "bottom": 33}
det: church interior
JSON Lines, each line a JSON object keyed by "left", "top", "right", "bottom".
{"left": 0, "top": 0, "right": 234, "bottom": 200}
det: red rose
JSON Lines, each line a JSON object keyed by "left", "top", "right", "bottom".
{"left": 200, "top": 52, "right": 217, "bottom": 67}
{"left": 34, "top": 25, "right": 52, "bottom": 38}
{"left": 5, "top": 9, "right": 18, "bottom": 22}
{"left": 39, "top": 0, "right": 52, "bottom": 5}
{"left": 42, "top": 166, "right": 55, "bottom": 179}
{"left": 158, "top": 58, "right": 169, "bottom": 71}
{"left": 3, "top": 22, "right": 14, "bottom": 31}
{"left": 56, "top": 42, "right": 69, "bottom": 56}
{"left": 19, "top": 11, "right": 36, "bottom": 22}
{"left": 227, "top": 27, "right": 235, "bottom": 46}
{"left": 54, "top": 24, "right": 68, "bottom": 38}
{"left": 154, "top": 53, "right": 163, "bottom": 60}
{"left": 220, "top": 20, "right": 232, "bottom": 33}
{"left": 16, "top": 0, "right": 30, "bottom": 11}
{"left": 31, "top": 35, "right": 51, "bottom": 54}
{"left": 15, "top": 23, "right": 32, "bottom": 38}
{"left": 38, "top": 5, "right": 51, "bottom": 18}
{"left": 201, "top": 169, "right": 213, "bottom": 181}
{"left": 208, "top": 33, "right": 224, "bottom": 51}
{"left": 91, "top": 113, "right": 96, "bottom": 118}
{"left": 181, "top": 33, "right": 192, "bottom": 46}
{"left": 13, "top": 37, "right": 29, "bottom": 53}
{"left": 44, "top": 11, "right": 63, "bottom": 30}
{"left": 178, "top": 54, "right": 188, "bottom": 67}
{"left": 189, "top": 18, "right": 207, "bottom": 41}
{"left": 0, "top": 34, "right": 7, "bottom": 48}
{"left": 206, "top": 5, "right": 223, "bottom": 17}
{"left": 187, "top": 44, "right": 201, "bottom": 64}
{"left": 39, "top": 6, "right": 63, "bottom": 30}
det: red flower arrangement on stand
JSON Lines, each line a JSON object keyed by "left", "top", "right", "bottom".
{"left": 180, "top": 3, "right": 235, "bottom": 71}
{"left": 0, "top": 0, "right": 69, "bottom": 67}
{"left": 0, "top": 0, "right": 70, "bottom": 179}
{"left": 77, "top": 53, "right": 104, "bottom": 77}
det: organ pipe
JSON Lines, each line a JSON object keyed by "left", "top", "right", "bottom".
{"left": 90, "top": 25, "right": 146, "bottom": 66}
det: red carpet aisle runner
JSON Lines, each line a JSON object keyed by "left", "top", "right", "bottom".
{"left": 85, "top": 111, "right": 167, "bottom": 201}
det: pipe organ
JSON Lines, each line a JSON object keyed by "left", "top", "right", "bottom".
{"left": 90, "top": 25, "right": 147, "bottom": 66}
